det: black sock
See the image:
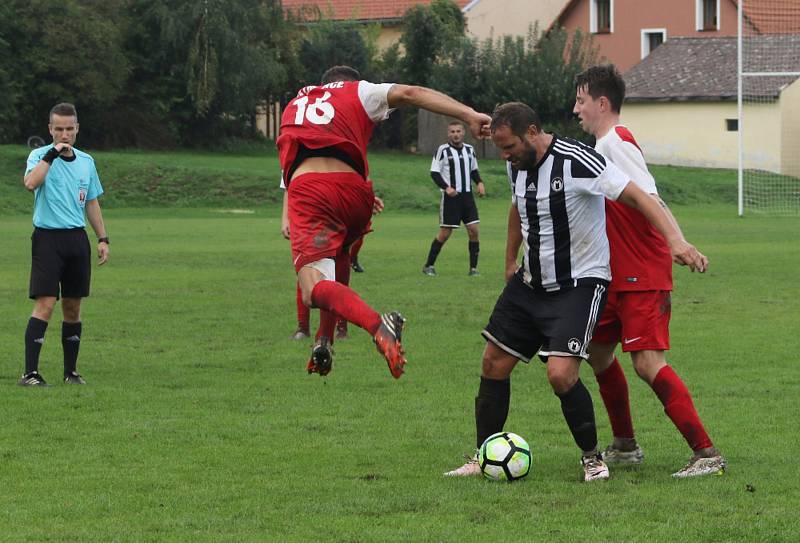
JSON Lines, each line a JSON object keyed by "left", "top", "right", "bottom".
{"left": 475, "top": 376, "right": 511, "bottom": 449}
{"left": 556, "top": 379, "right": 598, "bottom": 455}
{"left": 425, "top": 239, "right": 444, "bottom": 267}
{"left": 469, "top": 241, "right": 479, "bottom": 269}
{"left": 24, "top": 317, "right": 48, "bottom": 375}
{"left": 62, "top": 321, "right": 82, "bottom": 375}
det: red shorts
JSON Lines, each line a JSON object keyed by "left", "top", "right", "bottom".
{"left": 287, "top": 172, "right": 374, "bottom": 272}
{"left": 592, "top": 290, "right": 671, "bottom": 352}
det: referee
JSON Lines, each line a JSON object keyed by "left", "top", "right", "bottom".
{"left": 19, "top": 103, "right": 109, "bottom": 387}
{"left": 422, "top": 121, "right": 485, "bottom": 277}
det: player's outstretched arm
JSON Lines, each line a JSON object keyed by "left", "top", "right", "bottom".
{"left": 387, "top": 85, "right": 491, "bottom": 139}
{"left": 617, "top": 182, "right": 708, "bottom": 273}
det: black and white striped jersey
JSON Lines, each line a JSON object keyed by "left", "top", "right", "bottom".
{"left": 431, "top": 143, "right": 480, "bottom": 193}
{"left": 508, "top": 135, "right": 631, "bottom": 291}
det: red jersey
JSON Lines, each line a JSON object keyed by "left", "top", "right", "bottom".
{"left": 277, "top": 80, "right": 394, "bottom": 183}
{"left": 596, "top": 125, "right": 672, "bottom": 292}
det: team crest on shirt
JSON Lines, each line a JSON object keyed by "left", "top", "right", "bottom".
{"left": 551, "top": 177, "right": 564, "bottom": 192}
{"left": 567, "top": 338, "right": 582, "bottom": 353}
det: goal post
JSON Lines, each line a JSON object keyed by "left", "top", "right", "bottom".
{"left": 738, "top": 0, "right": 800, "bottom": 215}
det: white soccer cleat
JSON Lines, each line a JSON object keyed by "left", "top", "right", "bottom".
{"left": 602, "top": 443, "right": 645, "bottom": 465}
{"left": 581, "top": 453, "right": 610, "bottom": 482}
{"left": 672, "top": 454, "right": 726, "bottom": 478}
{"left": 444, "top": 453, "right": 481, "bottom": 477}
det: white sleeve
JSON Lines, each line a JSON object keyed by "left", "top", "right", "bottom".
{"left": 279, "top": 173, "right": 286, "bottom": 189}
{"left": 596, "top": 160, "right": 632, "bottom": 201}
{"left": 431, "top": 146, "right": 443, "bottom": 173}
{"left": 606, "top": 139, "right": 657, "bottom": 194}
{"left": 358, "top": 81, "right": 395, "bottom": 122}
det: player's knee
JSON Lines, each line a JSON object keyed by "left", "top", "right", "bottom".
{"left": 631, "top": 350, "right": 666, "bottom": 384}
{"left": 546, "top": 364, "right": 578, "bottom": 394}
{"left": 481, "top": 346, "right": 513, "bottom": 379}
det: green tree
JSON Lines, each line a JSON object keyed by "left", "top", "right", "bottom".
{"left": 400, "top": 0, "right": 465, "bottom": 86}
{"left": 296, "top": 19, "right": 375, "bottom": 87}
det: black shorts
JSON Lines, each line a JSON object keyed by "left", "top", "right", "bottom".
{"left": 29, "top": 228, "right": 91, "bottom": 300}
{"left": 482, "top": 273, "right": 608, "bottom": 362}
{"left": 440, "top": 191, "right": 479, "bottom": 228}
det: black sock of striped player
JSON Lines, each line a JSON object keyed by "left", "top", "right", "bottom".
{"left": 62, "top": 321, "right": 82, "bottom": 376}
{"left": 556, "top": 379, "right": 598, "bottom": 455}
{"left": 468, "top": 241, "right": 479, "bottom": 269}
{"left": 24, "top": 317, "right": 48, "bottom": 375}
{"left": 475, "top": 376, "right": 511, "bottom": 449}
{"left": 425, "top": 239, "right": 444, "bottom": 267}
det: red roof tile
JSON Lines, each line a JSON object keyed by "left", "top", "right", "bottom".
{"left": 283, "top": 0, "right": 471, "bottom": 22}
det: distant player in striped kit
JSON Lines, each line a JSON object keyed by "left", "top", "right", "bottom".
{"left": 445, "top": 102, "right": 708, "bottom": 482}
{"left": 423, "top": 121, "right": 485, "bottom": 276}
{"left": 574, "top": 65, "right": 726, "bottom": 477}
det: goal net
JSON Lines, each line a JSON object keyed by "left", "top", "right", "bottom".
{"left": 738, "top": 0, "right": 800, "bottom": 215}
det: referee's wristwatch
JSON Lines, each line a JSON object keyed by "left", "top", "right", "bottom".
{"left": 98, "top": 237, "right": 110, "bottom": 244}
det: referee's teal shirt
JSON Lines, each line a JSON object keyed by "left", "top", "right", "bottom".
{"left": 26, "top": 145, "right": 104, "bottom": 229}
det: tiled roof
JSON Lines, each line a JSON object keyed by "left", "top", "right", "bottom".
{"left": 742, "top": 0, "right": 800, "bottom": 34}
{"left": 283, "top": 0, "right": 471, "bottom": 22}
{"left": 625, "top": 36, "right": 800, "bottom": 102}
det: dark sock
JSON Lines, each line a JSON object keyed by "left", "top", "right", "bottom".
{"left": 475, "top": 377, "right": 511, "bottom": 449}
{"left": 425, "top": 239, "right": 444, "bottom": 267}
{"left": 25, "top": 317, "right": 48, "bottom": 375}
{"left": 469, "top": 241, "right": 479, "bottom": 269}
{"left": 556, "top": 379, "right": 598, "bottom": 455}
{"left": 62, "top": 321, "right": 82, "bottom": 375}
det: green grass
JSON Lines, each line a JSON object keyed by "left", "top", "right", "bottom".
{"left": 1, "top": 181, "right": 798, "bottom": 541}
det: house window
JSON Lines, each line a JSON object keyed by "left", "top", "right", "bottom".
{"left": 726, "top": 119, "right": 738, "bottom": 132}
{"left": 591, "top": 0, "right": 613, "bottom": 34}
{"left": 641, "top": 29, "right": 666, "bottom": 59}
{"left": 696, "top": 0, "right": 719, "bottom": 31}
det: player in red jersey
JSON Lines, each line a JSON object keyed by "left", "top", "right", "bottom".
{"left": 278, "top": 65, "right": 491, "bottom": 378}
{"left": 573, "top": 65, "right": 726, "bottom": 477}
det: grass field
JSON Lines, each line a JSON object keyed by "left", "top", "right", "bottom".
{"left": 1, "top": 146, "right": 798, "bottom": 541}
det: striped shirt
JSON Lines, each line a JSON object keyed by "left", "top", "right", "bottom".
{"left": 431, "top": 143, "right": 479, "bottom": 193}
{"left": 507, "top": 135, "right": 630, "bottom": 291}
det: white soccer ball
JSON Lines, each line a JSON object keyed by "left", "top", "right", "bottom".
{"left": 478, "top": 431, "right": 531, "bottom": 481}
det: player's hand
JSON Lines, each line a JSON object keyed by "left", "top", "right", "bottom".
{"left": 670, "top": 240, "right": 708, "bottom": 272}
{"left": 97, "top": 241, "right": 109, "bottom": 266}
{"left": 477, "top": 182, "right": 486, "bottom": 198}
{"left": 372, "top": 196, "right": 384, "bottom": 215}
{"left": 445, "top": 187, "right": 457, "bottom": 198}
{"left": 505, "top": 261, "right": 520, "bottom": 282}
{"left": 281, "top": 222, "right": 291, "bottom": 239}
{"left": 467, "top": 112, "right": 492, "bottom": 140}
{"left": 54, "top": 143, "right": 72, "bottom": 154}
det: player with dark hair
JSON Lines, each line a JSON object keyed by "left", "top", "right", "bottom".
{"left": 278, "top": 65, "right": 491, "bottom": 378}
{"left": 445, "top": 102, "right": 708, "bottom": 481}
{"left": 19, "top": 102, "right": 109, "bottom": 386}
{"left": 573, "top": 64, "right": 726, "bottom": 477}
{"left": 423, "top": 121, "right": 485, "bottom": 277}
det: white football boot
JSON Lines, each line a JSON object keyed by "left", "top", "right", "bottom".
{"left": 444, "top": 452, "right": 481, "bottom": 477}
{"left": 581, "top": 453, "right": 610, "bottom": 482}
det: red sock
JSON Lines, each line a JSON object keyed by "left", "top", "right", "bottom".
{"left": 296, "top": 283, "right": 310, "bottom": 331}
{"left": 651, "top": 365, "right": 713, "bottom": 452}
{"left": 316, "top": 310, "right": 337, "bottom": 342}
{"left": 336, "top": 254, "right": 351, "bottom": 287}
{"left": 595, "top": 357, "right": 635, "bottom": 439}
{"left": 311, "top": 281, "right": 381, "bottom": 335}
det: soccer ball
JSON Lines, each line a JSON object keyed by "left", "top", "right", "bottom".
{"left": 478, "top": 431, "right": 531, "bottom": 481}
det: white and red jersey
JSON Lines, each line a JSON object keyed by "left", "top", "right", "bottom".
{"left": 596, "top": 125, "right": 672, "bottom": 292}
{"left": 277, "top": 80, "right": 394, "bottom": 183}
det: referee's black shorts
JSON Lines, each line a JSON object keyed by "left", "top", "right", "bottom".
{"left": 29, "top": 227, "right": 91, "bottom": 300}
{"left": 440, "top": 191, "right": 479, "bottom": 228}
{"left": 482, "top": 273, "right": 608, "bottom": 362}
